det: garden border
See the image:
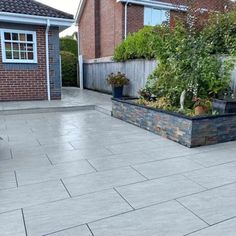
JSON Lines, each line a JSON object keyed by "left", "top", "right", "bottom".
{"left": 112, "top": 98, "right": 236, "bottom": 148}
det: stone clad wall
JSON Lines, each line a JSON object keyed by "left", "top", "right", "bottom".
{"left": 112, "top": 99, "right": 236, "bottom": 148}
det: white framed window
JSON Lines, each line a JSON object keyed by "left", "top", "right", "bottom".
{"left": 0, "top": 29, "right": 37, "bottom": 63}
{"left": 144, "top": 7, "right": 169, "bottom": 26}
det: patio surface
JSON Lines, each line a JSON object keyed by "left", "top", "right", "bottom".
{"left": 0, "top": 87, "right": 112, "bottom": 114}
{"left": 1, "top": 91, "right": 236, "bottom": 235}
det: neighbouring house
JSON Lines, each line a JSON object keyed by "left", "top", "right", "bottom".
{"left": 0, "top": 0, "right": 74, "bottom": 101}
{"left": 76, "top": 0, "right": 233, "bottom": 60}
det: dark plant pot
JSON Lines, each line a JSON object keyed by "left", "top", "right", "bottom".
{"left": 112, "top": 86, "right": 124, "bottom": 98}
{"left": 213, "top": 99, "right": 236, "bottom": 114}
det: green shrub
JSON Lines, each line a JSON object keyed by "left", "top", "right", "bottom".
{"left": 202, "top": 10, "right": 236, "bottom": 55}
{"left": 60, "top": 51, "right": 77, "bottom": 87}
{"left": 143, "top": 10, "right": 236, "bottom": 110}
{"left": 113, "top": 26, "right": 170, "bottom": 62}
{"left": 60, "top": 37, "right": 78, "bottom": 56}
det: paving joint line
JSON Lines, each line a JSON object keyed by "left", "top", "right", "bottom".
{"left": 85, "top": 159, "right": 98, "bottom": 172}
{"left": 21, "top": 208, "right": 28, "bottom": 236}
{"left": 60, "top": 179, "right": 72, "bottom": 198}
{"left": 86, "top": 223, "right": 95, "bottom": 236}
{"left": 129, "top": 165, "right": 149, "bottom": 180}
{"left": 113, "top": 187, "right": 135, "bottom": 210}
{"left": 175, "top": 199, "right": 210, "bottom": 226}
{"left": 14, "top": 170, "right": 19, "bottom": 187}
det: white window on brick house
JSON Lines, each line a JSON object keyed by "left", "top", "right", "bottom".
{"left": 0, "top": 29, "right": 37, "bottom": 63}
{"left": 144, "top": 7, "right": 169, "bottom": 26}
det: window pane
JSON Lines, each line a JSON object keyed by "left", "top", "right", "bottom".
{"left": 144, "top": 7, "right": 168, "bottom": 26}
{"left": 20, "top": 43, "right": 27, "bottom": 51}
{"left": 27, "top": 43, "right": 33, "bottom": 51}
{"left": 13, "top": 51, "right": 20, "bottom": 59}
{"left": 28, "top": 52, "right": 34, "bottom": 60}
{"left": 5, "top": 42, "right": 11, "bottom": 51}
{"left": 5, "top": 51, "right": 12, "bottom": 59}
{"left": 144, "top": 7, "right": 152, "bottom": 26}
{"left": 12, "top": 33, "right": 19, "bottom": 41}
{"left": 19, "top": 34, "right": 26, "bottom": 41}
{"left": 4, "top": 32, "right": 11, "bottom": 40}
{"left": 13, "top": 43, "right": 19, "bottom": 50}
{"left": 27, "top": 34, "right": 33, "bottom": 42}
{"left": 20, "top": 51, "right": 27, "bottom": 60}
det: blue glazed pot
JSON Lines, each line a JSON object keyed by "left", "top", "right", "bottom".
{"left": 112, "top": 86, "right": 123, "bottom": 98}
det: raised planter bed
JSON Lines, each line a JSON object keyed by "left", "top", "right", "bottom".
{"left": 112, "top": 98, "right": 236, "bottom": 148}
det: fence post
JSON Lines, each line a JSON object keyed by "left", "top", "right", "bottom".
{"left": 79, "top": 55, "right": 84, "bottom": 90}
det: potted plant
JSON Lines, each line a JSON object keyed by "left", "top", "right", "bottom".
{"left": 213, "top": 88, "right": 236, "bottom": 114}
{"left": 107, "top": 72, "right": 129, "bottom": 98}
{"left": 193, "top": 97, "right": 212, "bottom": 116}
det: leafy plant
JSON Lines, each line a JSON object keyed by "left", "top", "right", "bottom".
{"left": 113, "top": 26, "right": 170, "bottom": 62}
{"left": 60, "top": 51, "right": 77, "bottom": 86}
{"left": 60, "top": 37, "right": 78, "bottom": 56}
{"left": 107, "top": 72, "right": 129, "bottom": 87}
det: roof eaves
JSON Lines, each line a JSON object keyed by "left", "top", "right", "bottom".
{"left": 116, "top": 0, "right": 187, "bottom": 11}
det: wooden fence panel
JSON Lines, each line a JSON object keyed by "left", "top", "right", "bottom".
{"left": 83, "top": 59, "right": 236, "bottom": 97}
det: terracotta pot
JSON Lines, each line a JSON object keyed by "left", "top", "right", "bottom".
{"left": 195, "top": 106, "right": 208, "bottom": 116}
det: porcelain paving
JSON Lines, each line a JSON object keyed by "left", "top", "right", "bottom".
{"left": 23, "top": 189, "right": 132, "bottom": 236}
{"left": 178, "top": 182, "right": 236, "bottom": 225}
{"left": 89, "top": 201, "right": 207, "bottom": 236}
{"left": 0, "top": 210, "right": 26, "bottom": 236}
{"left": 184, "top": 162, "right": 236, "bottom": 189}
{"left": 133, "top": 157, "right": 203, "bottom": 179}
{"left": 116, "top": 175, "right": 204, "bottom": 209}
{"left": 62, "top": 167, "right": 146, "bottom": 197}
{"left": 47, "top": 225, "right": 92, "bottom": 236}
{"left": 16, "top": 160, "right": 95, "bottom": 186}
{"left": 187, "top": 148, "right": 236, "bottom": 167}
{"left": 87, "top": 152, "right": 162, "bottom": 171}
{"left": 0, "top": 100, "right": 235, "bottom": 235}
{"left": 0, "top": 171, "right": 17, "bottom": 190}
{"left": 188, "top": 218, "right": 236, "bottom": 236}
{"left": 0, "top": 180, "right": 69, "bottom": 213}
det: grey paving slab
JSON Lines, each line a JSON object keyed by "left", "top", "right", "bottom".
{"left": 0, "top": 147, "right": 12, "bottom": 161}
{"left": 11, "top": 143, "right": 74, "bottom": 158}
{"left": 23, "top": 189, "right": 132, "bottom": 236}
{"left": 187, "top": 148, "right": 236, "bottom": 167}
{"left": 47, "top": 149, "right": 86, "bottom": 164}
{"left": 0, "top": 180, "right": 69, "bottom": 213}
{"left": 0, "top": 210, "right": 26, "bottom": 236}
{"left": 0, "top": 156, "right": 51, "bottom": 172}
{"left": 105, "top": 140, "right": 170, "bottom": 155}
{"left": 16, "top": 160, "right": 95, "bottom": 186}
{"left": 89, "top": 201, "right": 207, "bottom": 236}
{"left": 116, "top": 175, "right": 204, "bottom": 209}
{"left": 133, "top": 157, "right": 203, "bottom": 179}
{"left": 0, "top": 171, "right": 17, "bottom": 190}
{"left": 184, "top": 162, "right": 236, "bottom": 189}
{"left": 178, "top": 182, "right": 236, "bottom": 225}
{"left": 87, "top": 152, "right": 164, "bottom": 171}
{"left": 62, "top": 167, "right": 146, "bottom": 197}
{"left": 188, "top": 218, "right": 236, "bottom": 236}
{"left": 47, "top": 225, "right": 92, "bottom": 236}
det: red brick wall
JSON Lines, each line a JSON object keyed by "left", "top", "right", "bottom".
{"left": 127, "top": 4, "right": 144, "bottom": 34}
{"left": 78, "top": 0, "right": 230, "bottom": 59}
{"left": 79, "top": 0, "right": 96, "bottom": 59}
{"left": 99, "top": 0, "right": 123, "bottom": 57}
{"left": 0, "top": 26, "right": 47, "bottom": 101}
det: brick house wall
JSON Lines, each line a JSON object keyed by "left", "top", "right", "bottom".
{"left": 79, "top": 0, "right": 231, "bottom": 59}
{"left": 0, "top": 23, "right": 61, "bottom": 101}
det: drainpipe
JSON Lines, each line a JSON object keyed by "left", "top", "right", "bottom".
{"left": 124, "top": 1, "right": 129, "bottom": 39}
{"left": 45, "top": 19, "right": 51, "bottom": 101}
